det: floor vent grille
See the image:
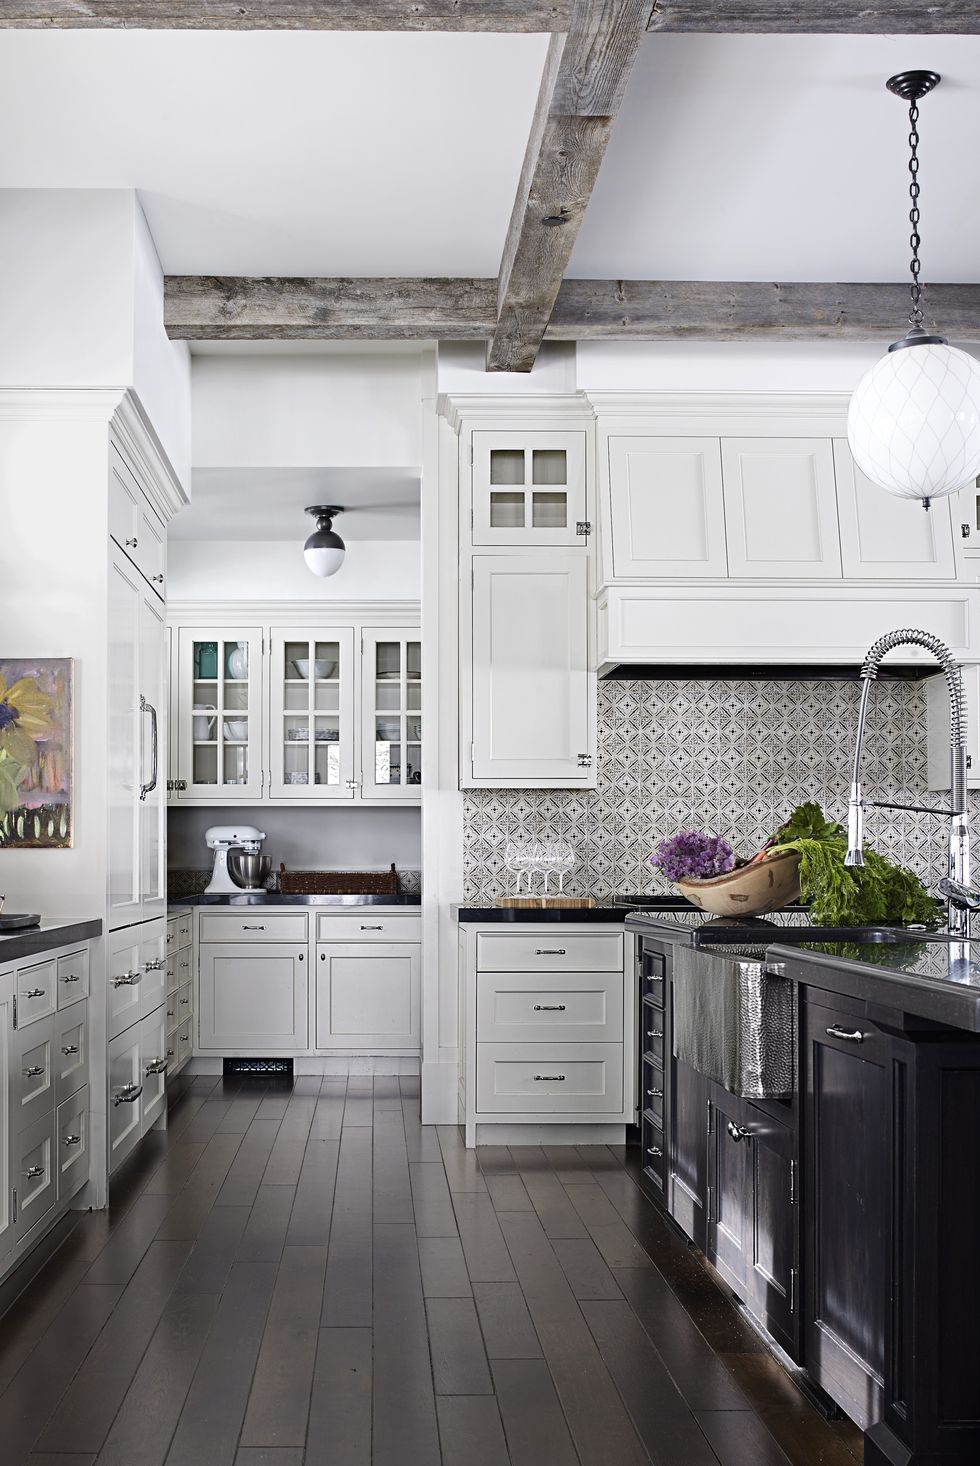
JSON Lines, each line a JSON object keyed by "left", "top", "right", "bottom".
{"left": 223, "top": 1057, "right": 293, "bottom": 1077}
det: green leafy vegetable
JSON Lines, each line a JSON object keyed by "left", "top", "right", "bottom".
{"left": 771, "top": 802, "right": 940, "bottom": 929}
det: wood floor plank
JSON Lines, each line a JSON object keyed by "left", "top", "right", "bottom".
{"left": 695, "top": 1408, "right": 794, "bottom": 1466}
{"left": 165, "top": 1261, "right": 278, "bottom": 1466}
{"left": 519, "top": 1171, "right": 588, "bottom": 1240}
{"left": 306, "top": 1328, "right": 371, "bottom": 1466}
{"left": 471, "top": 1280, "right": 542, "bottom": 1360}
{"left": 216, "top": 1120, "right": 283, "bottom": 1208}
{"left": 311, "top": 1089, "right": 346, "bottom": 1140}
{"left": 234, "top": 1451, "right": 305, "bottom": 1465}
{"left": 26, "top": 1456, "right": 96, "bottom": 1465}
{"left": 0, "top": 1284, "right": 122, "bottom": 1463}
{"left": 83, "top": 1190, "right": 175, "bottom": 1285}
{"left": 452, "top": 1194, "right": 517, "bottom": 1283}
{"left": 373, "top": 1115, "right": 413, "bottom": 1226}
{"left": 373, "top": 1075, "right": 402, "bottom": 1101}
{"left": 285, "top": 1139, "right": 339, "bottom": 1246}
{"left": 436, "top": 1395, "right": 510, "bottom": 1466}
{"left": 346, "top": 1076, "right": 374, "bottom": 1097}
{"left": 475, "top": 1146, "right": 516, "bottom": 1175}
{"left": 372, "top": 1224, "right": 440, "bottom": 1466}
{"left": 437, "top": 1126, "right": 488, "bottom": 1193}
{"left": 508, "top": 1145, "right": 549, "bottom": 1172}
{"left": 343, "top": 1097, "right": 374, "bottom": 1127}
{"left": 426, "top": 1297, "right": 493, "bottom": 1395}
{"left": 142, "top": 1142, "right": 209, "bottom": 1196}
{"left": 491, "top": 1358, "right": 579, "bottom": 1466}
{"left": 322, "top": 1207, "right": 372, "bottom": 1328}
{"left": 94, "top": 1292, "right": 219, "bottom": 1466}
{"left": 542, "top": 1145, "right": 596, "bottom": 1184}
{"left": 155, "top": 1134, "right": 246, "bottom": 1243}
{"left": 236, "top": 1185, "right": 295, "bottom": 1264}
{"left": 262, "top": 1102, "right": 315, "bottom": 1187}
{"left": 402, "top": 1101, "right": 442, "bottom": 1162}
{"left": 419, "top": 1236, "right": 472, "bottom": 1298}
{"left": 36, "top": 1239, "right": 194, "bottom": 1454}
{"left": 0, "top": 1250, "right": 92, "bottom": 1396}
{"left": 720, "top": 1353, "right": 865, "bottom": 1466}
{"left": 254, "top": 1092, "right": 291, "bottom": 1121}
{"left": 240, "top": 1245, "right": 327, "bottom": 1449}
{"left": 485, "top": 1174, "right": 533, "bottom": 1213}
{"left": 562, "top": 1181, "right": 654, "bottom": 1269}
{"left": 410, "top": 1161, "right": 459, "bottom": 1237}
{"left": 400, "top": 1073, "right": 421, "bottom": 1098}
{"left": 613, "top": 1266, "right": 754, "bottom": 1412}
{"left": 553, "top": 1237, "right": 623, "bottom": 1301}
{"left": 582, "top": 1298, "right": 726, "bottom": 1466}
{"left": 174, "top": 1205, "right": 250, "bottom": 1295}
{"left": 216, "top": 1087, "right": 268, "bottom": 1136}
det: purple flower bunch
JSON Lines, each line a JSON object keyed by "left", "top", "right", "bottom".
{"left": 652, "top": 831, "right": 735, "bottom": 882}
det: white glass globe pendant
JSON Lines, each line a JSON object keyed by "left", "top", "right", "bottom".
{"left": 303, "top": 505, "right": 346, "bottom": 577}
{"left": 847, "top": 71, "right": 980, "bottom": 509}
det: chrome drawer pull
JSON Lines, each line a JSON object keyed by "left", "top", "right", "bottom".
{"left": 180, "top": 997, "right": 190, "bottom": 1006}
{"left": 533, "top": 1004, "right": 566, "bottom": 1012}
{"left": 535, "top": 948, "right": 566, "bottom": 956}
{"left": 113, "top": 1083, "right": 142, "bottom": 1106}
{"left": 112, "top": 971, "right": 140, "bottom": 987}
{"left": 646, "top": 973, "right": 664, "bottom": 983}
{"left": 61, "top": 973, "right": 81, "bottom": 984}
{"left": 727, "top": 1121, "right": 751, "bottom": 1143}
{"left": 143, "top": 959, "right": 164, "bottom": 972}
{"left": 24, "top": 1066, "right": 44, "bottom": 1079}
{"left": 23, "top": 987, "right": 46, "bottom": 999}
{"left": 242, "top": 924, "right": 266, "bottom": 930}
{"left": 61, "top": 1044, "right": 79, "bottom": 1056}
{"left": 166, "top": 1047, "right": 175, "bottom": 1059}
{"left": 826, "top": 1025, "right": 866, "bottom": 1044}
{"left": 24, "top": 1165, "right": 45, "bottom": 1179}
{"left": 533, "top": 1074, "right": 566, "bottom": 1082}
{"left": 145, "top": 1058, "right": 168, "bottom": 1075}
{"left": 360, "top": 924, "right": 383, "bottom": 930}
{"left": 646, "top": 1146, "right": 663, "bottom": 1158}
{"left": 63, "top": 1134, "right": 81, "bottom": 1147}
{"left": 647, "top": 1088, "right": 663, "bottom": 1099}
{"left": 647, "top": 1030, "right": 664, "bottom": 1040}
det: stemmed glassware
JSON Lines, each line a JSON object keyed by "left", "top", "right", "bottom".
{"left": 504, "top": 840, "right": 576, "bottom": 897}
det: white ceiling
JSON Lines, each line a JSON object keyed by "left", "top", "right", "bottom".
{"left": 0, "top": 29, "right": 548, "bottom": 276}
{"left": 173, "top": 467, "right": 420, "bottom": 541}
{"left": 570, "top": 33, "right": 980, "bottom": 282}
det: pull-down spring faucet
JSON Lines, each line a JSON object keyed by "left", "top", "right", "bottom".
{"left": 845, "top": 629, "right": 972, "bottom": 938}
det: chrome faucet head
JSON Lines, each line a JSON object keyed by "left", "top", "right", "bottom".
{"left": 844, "top": 784, "right": 865, "bottom": 867}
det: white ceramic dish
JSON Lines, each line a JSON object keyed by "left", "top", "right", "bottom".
{"left": 292, "top": 658, "right": 338, "bottom": 680}
{"left": 223, "top": 719, "right": 249, "bottom": 740}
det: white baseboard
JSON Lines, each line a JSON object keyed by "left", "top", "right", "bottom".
{"left": 421, "top": 1061, "right": 459, "bottom": 1124}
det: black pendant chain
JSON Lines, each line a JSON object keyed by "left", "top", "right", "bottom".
{"left": 907, "top": 96, "right": 923, "bottom": 328}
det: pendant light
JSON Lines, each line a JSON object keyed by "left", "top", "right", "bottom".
{"left": 303, "top": 505, "right": 346, "bottom": 577}
{"left": 847, "top": 71, "right": 980, "bottom": 510}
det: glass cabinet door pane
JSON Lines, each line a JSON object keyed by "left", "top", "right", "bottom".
{"left": 489, "top": 492, "right": 525, "bottom": 529}
{"left": 314, "top": 641, "right": 340, "bottom": 678}
{"left": 222, "top": 640, "right": 249, "bottom": 680}
{"left": 376, "top": 641, "right": 401, "bottom": 679}
{"left": 532, "top": 491, "right": 567, "bottom": 530}
{"left": 489, "top": 448, "right": 525, "bottom": 485}
{"left": 531, "top": 448, "right": 567, "bottom": 485}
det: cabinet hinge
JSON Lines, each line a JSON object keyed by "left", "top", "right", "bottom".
{"left": 790, "top": 1157, "right": 798, "bottom": 1207}
{"left": 470, "top": 742, "right": 475, "bottom": 768}
{"left": 790, "top": 1266, "right": 798, "bottom": 1315}
{"left": 577, "top": 753, "right": 592, "bottom": 770}
{"left": 576, "top": 520, "right": 592, "bottom": 537}
{"left": 469, "top": 443, "right": 474, "bottom": 467}
{"left": 11, "top": 1188, "right": 17, "bottom": 1224}
{"left": 11, "top": 996, "right": 17, "bottom": 1031}
{"left": 706, "top": 1184, "right": 713, "bottom": 1224}
{"left": 706, "top": 1099, "right": 714, "bottom": 1136}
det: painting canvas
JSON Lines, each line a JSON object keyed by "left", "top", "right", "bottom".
{"left": 0, "top": 659, "right": 73, "bottom": 849}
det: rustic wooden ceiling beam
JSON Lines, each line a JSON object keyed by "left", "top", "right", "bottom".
{"left": 487, "top": 1, "right": 650, "bottom": 373}
{"left": 0, "top": 1, "right": 574, "bottom": 30}
{"left": 646, "top": 2, "right": 980, "bottom": 33}
{"left": 164, "top": 276, "right": 980, "bottom": 343}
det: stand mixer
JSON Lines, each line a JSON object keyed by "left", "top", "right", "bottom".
{"left": 205, "top": 826, "right": 268, "bottom": 893}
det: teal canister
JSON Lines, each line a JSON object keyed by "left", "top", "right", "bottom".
{"left": 196, "top": 642, "right": 218, "bottom": 678}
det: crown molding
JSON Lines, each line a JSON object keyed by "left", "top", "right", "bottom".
{"left": 112, "top": 391, "right": 188, "bottom": 520}
{"left": 0, "top": 386, "right": 127, "bottom": 420}
{"left": 584, "top": 389, "right": 853, "bottom": 421}
{"left": 437, "top": 391, "right": 594, "bottom": 434}
{"left": 167, "top": 598, "right": 420, "bottom": 623}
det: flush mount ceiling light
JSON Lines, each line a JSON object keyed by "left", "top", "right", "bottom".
{"left": 303, "top": 505, "right": 346, "bottom": 577}
{"left": 847, "top": 71, "right": 980, "bottom": 510}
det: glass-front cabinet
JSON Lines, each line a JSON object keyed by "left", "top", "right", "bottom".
{"left": 472, "top": 431, "right": 587, "bottom": 547}
{"left": 360, "top": 629, "right": 422, "bottom": 801}
{"left": 269, "top": 629, "right": 355, "bottom": 799}
{"left": 174, "top": 628, "right": 264, "bottom": 800}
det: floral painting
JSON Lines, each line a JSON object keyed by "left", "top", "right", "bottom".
{"left": 0, "top": 660, "right": 72, "bottom": 848}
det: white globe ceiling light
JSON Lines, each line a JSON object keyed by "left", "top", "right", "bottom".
{"left": 303, "top": 505, "right": 346, "bottom": 577}
{"left": 847, "top": 71, "right": 980, "bottom": 510}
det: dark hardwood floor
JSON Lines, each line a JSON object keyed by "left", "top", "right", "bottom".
{"left": 0, "top": 1075, "right": 864, "bottom": 1465}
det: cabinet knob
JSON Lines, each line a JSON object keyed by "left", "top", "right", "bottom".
{"left": 61, "top": 973, "right": 81, "bottom": 984}
{"left": 63, "top": 1134, "right": 81, "bottom": 1148}
{"left": 726, "top": 1120, "right": 751, "bottom": 1143}
{"left": 646, "top": 1146, "right": 663, "bottom": 1158}
{"left": 61, "top": 1044, "right": 79, "bottom": 1056}
{"left": 24, "top": 1066, "right": 44, "bottom": 1078}
{"left": 151, "top": 574, "right": 165, "bottom": 585}
{"left": 125, "top": 536, "right": 138, "bottom": 548}
{"left": 23, "top": 987, "right": 46, "bottom": 999}
{"left": 963, "top": 523, "right": 972, "bottom": 538}
{"left": 24, "top": 1165, "right": 45, "bottom": 1179}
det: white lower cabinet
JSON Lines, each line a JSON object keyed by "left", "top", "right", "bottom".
{"left": 140, "top": 1008, "right": 169, "bottom": 1134}
{"left": 460, "top": 923, "right": 631, "bottom": 1147}
{"left": 198, "top": 944, "right": 308, "bottom": 1052}
{"left": 108, "top": 1024, "right": 144, "bottom": 1172}
{"left": 55, "top": 1007, "right": 89, "bottom": 1108}
{"left": 13, "top": 1111, "right": 57, "bottom": 1243}
{"left": 13, "top": 1016, "right": 55, "bottom": 1134}
{"left": 57, "top": 1086, "right": 89, "bottom": 1202}
{"left": 315, "top": 944, "right": 420, "bottom": 1050}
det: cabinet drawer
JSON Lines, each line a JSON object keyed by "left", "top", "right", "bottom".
{"left": 199, "top": 912, "right": 309, "bottom": 943}
{"left": 16, "top": 958, "right": 57, "bottom": 1027}
{"left": 166, "top": 954, "right": 179, "bottom": 997}
{"left": 641, "top": 1000, "right": 665, "bottom": 1063}
{"left": 641, "top": 1113, "right": 666, "bottom": 1199}
{"left": 176, "top": 912, "right": 193, "bottom": 948}
{"left": 140, "top": 1007, "right": 168, "bottom": 1134}
{"left": 641, "top": 1056, "right": 665, "bottom": 1124}
{"left": 56, "top": 1005, "right": 89, "bottom": 1106}
{"left": 177, "top": 980, "right": 193, "bottom": 1027}
{"left": 14, "top": 1015, "right": 55, "bottom": 1132}
{"left": 175, "top": 947, "right": 193, "bottom": 986}
{"left": 316, "top": 912, "right": 421, "bottom": 943}
{"left": 174, "top": 1018, "right": 192, "bottom": 1069}
{"left": 108, "top": 932, "right": 143, "bottom": 1041}
{"left": 641, "top": 950, "right": 666, "bottom": 1006}
{"left": 57, "top": 948, "right": 89, "bottom": 1008}
{"left": 476, "top": 971, "right": 623, "bottom": 1044}
{"left": 57, "top": 1086, "right": 89, "bottom": 1202}
{"left": 475, "top": 1043, "right": 624, "bottom": 1114}
{"left": 166, "top": 917, "right": 178, "bottom": 951}
{"left": 165, "top": 989, "right": 179, "bottom": 1035}
{"left": 476, "top": 932, "right": 623, "bottom": 973}
{"left": 108, "top": 1025, "right": 143, "bottom": 1173}
{"left": 14, "top": 1112, "right": 56, "bottom": 1241}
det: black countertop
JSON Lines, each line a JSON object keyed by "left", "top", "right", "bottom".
{"left": 454, "top": 905, "right": 629, "bottom": 923}
{"left": 170, "top": 892, "right": 422, "bottom": 908}
{"left": 0, "top": 917, "right": 102, "bottom": 963}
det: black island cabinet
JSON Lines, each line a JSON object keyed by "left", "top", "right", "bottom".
{"left": 632, "top": 924, "right": 980, "bottom": 1466}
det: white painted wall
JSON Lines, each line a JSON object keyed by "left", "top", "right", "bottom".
{"left": 437, "top": 341, "right": 577, "bottom": 395}
{"left": 0, "top": 189, "right": 191, "bottom": 491}
{"left": 168, "top": 804, "right": 420, "bottom": 872}
{"left": 192, "top": 351, "right": 424, "bottom": 469}
{"left": 167, "top": 539, "right": 420, "bottom": 600}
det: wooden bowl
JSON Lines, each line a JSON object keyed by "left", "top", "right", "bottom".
{"left": 675, "top": 849, "right": 802, "bottom": 917}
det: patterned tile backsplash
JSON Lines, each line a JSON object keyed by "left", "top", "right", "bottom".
{"left": 463, "top": 677, "right": 963, "bottom": 905}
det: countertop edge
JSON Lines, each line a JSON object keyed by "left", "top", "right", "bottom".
{"left": 770, "top": 942, "right": 980, "bottom": 1034}
{"left": 169, "top": 894, "right": 422, "bottom": 908}
{"left": 0, "top": 918, "right": 103, "bottom": 963}
{"left": 453, "top": 905, "right": 626, "bottom": 924}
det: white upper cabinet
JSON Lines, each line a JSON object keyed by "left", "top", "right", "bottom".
{"left": 721, "top": 437, "right": 842, "bottom": 578}
{"left": 472, "top": 431, "right": 587, "bottom": 547}
{"left": 605, "top": 435, "right": 728, "bottom": 578}
{"left": 360, "top": 629, "right": 423, "bottom": 802}
{"left": 269, "top": 629, "right": 355, "bottom": 800}
{"left": 834, "top": 440, "right": 956, "bottom": 579}
{"left": 469, "top": 553, "right": 594, "bottom": 787}
{"left": 109, "top": 444, "right": 167, "bottom": 599}
{"left": 174, "top": 629, "right": 265, "bottom": 802}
